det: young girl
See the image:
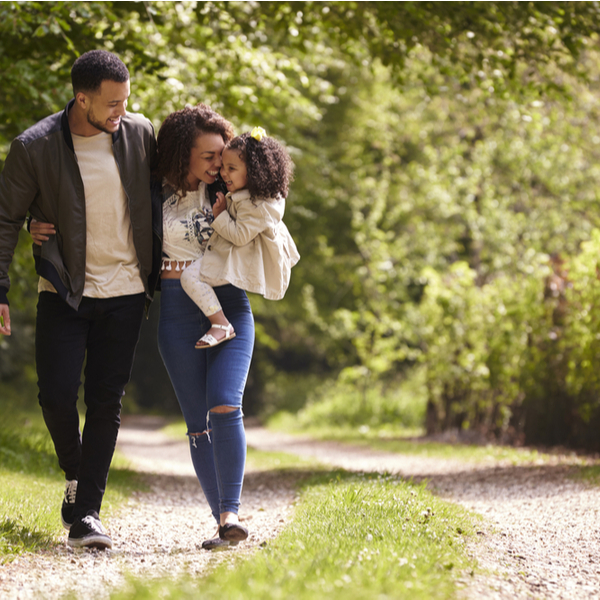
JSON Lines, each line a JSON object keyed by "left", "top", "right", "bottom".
{"left": 180, "top": 127, "right": 300, "bottom": 348}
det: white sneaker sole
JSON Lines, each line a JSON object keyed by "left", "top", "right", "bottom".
{"left": 67, "top": 534, "right": 113, "bottom": 550}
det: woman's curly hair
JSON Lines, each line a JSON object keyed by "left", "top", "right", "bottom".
{"left": 153, "top": 104, "right": 235, "bottom": 196}
{"left": 226, "top": 132, "right": 294, "bottom": 199}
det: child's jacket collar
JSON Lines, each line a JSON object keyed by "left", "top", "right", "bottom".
{"left": 227, "top": 189, "right": 252, "bottom": 203}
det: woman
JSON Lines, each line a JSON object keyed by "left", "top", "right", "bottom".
{"left": 151, "top": 104, "right": 253, "bottom": 549}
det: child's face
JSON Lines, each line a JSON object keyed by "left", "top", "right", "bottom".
{"left": 220, "top": 148, "right": 248, "bottom": 194}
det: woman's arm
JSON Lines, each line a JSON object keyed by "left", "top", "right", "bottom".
{"left": 29, "top": 219, "right": 57, "bottom": 246}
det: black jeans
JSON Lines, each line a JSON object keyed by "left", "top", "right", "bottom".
{"left": 35, "top": 291, "right": 145, "bottom": 519}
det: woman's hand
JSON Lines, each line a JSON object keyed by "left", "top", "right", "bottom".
{"left": 213, "top": 192, "right": 227, "bottom": 218}
{"left": 30, "top": 219, "right": 56, "bottom": 246}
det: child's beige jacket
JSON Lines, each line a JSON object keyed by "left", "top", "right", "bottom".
{"left": 200, "top": 189, "right": 300, "bottom": 300}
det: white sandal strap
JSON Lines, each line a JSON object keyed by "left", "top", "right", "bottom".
{"left": 196, "top": 323, "right": 236, "bottom": 348}
{"left": 198, "top": 333, "right": 219, "bottom": 346}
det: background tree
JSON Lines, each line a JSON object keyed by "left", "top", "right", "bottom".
{"left": 4, "top": 2, "right": 600, "bottom": 447}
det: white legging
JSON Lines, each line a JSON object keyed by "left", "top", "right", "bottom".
{"left": 180, "top": 258, "right": 222, "bottom": 317}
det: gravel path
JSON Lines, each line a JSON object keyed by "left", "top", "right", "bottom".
{"left": 245, "top": 428, "right": 600, "bottom": 600}
{"left": 0, "top": 416, "right": 296, "bottom": 600}
{"left": 1, "top": 417, "right": 600, "bottom": 599}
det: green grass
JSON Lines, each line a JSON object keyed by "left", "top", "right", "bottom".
{"left": 268, "top": 412, "right": 583, "bottom": 466}
{"left": 0, "top": 405, "right": 64, "bottom": 558}
{"left": 267, "top": 369, "right": 591, "bottom": 467}
{"left": 160, "top": 419, "right": 188, "bottom": 439}
{"left": 574, "top": 465, "right": 600, "bottom": 485}
{"left": 0, "top": 473, "right": 61, "bottom": 557}
{"left": 203, "top": 471, "right": 477, "bottom": 600}
{"left": 110, "top": 456, "right": 478, "bottom": 600}
{"left": 0, "top": 403, "right": 145, "bottom": 562}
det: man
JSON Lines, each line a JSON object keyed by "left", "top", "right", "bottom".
{"left": 0, "top": 50, "right": 156, "bottom": 549}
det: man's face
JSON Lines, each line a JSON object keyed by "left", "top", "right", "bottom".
{"left": 84, "top": 79, "right": 130, "bottom": 134}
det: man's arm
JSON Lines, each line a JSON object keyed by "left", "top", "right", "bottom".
{"left": 0, "top": 137, "right": 40, "bottom": 310}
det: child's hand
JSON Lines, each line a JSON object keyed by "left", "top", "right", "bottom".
{"left": 213, "top": 192, "right": 227, "bottom": 218}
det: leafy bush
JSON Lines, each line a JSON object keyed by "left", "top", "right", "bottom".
{"left": 418, "top": 259, "right": 551, "bottom": 440}
{"left": 280, "top": 369, "right": 427, "bottom": 432}
{"left": 417, "top": 230, "right": 600, "bottom": 449}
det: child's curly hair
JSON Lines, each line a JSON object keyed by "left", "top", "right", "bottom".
{"left": 153, "top": 104, "right": 235, "bottom": 196}
{"left": 226, "top": 132, "right": 294, "bottom": 199}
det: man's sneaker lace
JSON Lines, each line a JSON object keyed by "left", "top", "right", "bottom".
{"left": 61, "top": 479, "right": 77, "bottom": 530}
{"left": 67, "top": 510, "right": 112, "bottom": 550}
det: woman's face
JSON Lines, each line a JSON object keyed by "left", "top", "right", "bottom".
{"left": 186, "top": 132, "right": 226, "bottom": 189}
{"left": 220, "top": 148, "right": 248, "bottom": 194}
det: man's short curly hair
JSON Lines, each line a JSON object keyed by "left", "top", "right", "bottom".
{"left": 226, "top": 132, "right": 294, "bottom": 199}
{"left": 71, "top": 50, "right": 129, "bottom": 95}
{"left": 153, "top": 104, "right": 235, "bottom": 195}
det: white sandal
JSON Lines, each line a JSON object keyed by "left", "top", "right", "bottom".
{"left": 195, "top": 323, "right": 236, "bottom": 349}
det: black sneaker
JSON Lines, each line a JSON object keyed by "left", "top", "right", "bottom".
{"left": 68, "top": 510, "right": 112, "bottom": 550}
{"left": 61, "top": 480, "right": 78, "bottom": 530}
{"left": 201, "top": 536, "right": 239, "bottom": 551}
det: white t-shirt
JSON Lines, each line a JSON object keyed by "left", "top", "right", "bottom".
{"left": 39, "top": 131, "right": 144, "bottom": 298}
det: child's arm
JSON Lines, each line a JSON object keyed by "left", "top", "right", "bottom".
{"left": 212, "top": 194, "right": 275, "bottom": 247}
{"left": 212, "top": 192, "right": 228, "bottom": 219}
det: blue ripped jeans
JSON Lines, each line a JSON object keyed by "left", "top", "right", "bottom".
{"left": 158, "top": 281, "right": 254, "bottom": 522}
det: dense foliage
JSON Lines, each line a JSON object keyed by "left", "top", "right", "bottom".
{"left": 4, "top": 1, "right": 600, "bottom": 448}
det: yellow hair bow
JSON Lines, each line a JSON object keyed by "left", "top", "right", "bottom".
{"left": 251, "top": 126, "right": 266, "bottom": 141}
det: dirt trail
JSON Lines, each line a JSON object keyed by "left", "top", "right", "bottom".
{"left": 0, "top": 417, "right": 296, "bottom": 600}
{"left": 1, "top": 417, "right": 599, "bottom": 599}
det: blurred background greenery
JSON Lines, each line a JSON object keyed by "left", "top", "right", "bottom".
{"left": 4, "top": 1, "right": 600, "bottom": 449}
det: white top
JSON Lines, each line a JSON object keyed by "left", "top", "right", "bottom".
{"left": 161, "top": 182, "right": 213, "bottom": 262}
{"left": 39, "top": 131, "right": 144, "bottom": 297}
{"left": 160, "top": 182, "right": 229, "bottom": 286}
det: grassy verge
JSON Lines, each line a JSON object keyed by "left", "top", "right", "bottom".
{"left": 109, "top": 448, "right": 478, "bottom": 600}
{"left": 574, "top": 465, "right": 600, "bottom": 485}
{"left": 268, "top": 412, "right": 589, "bottom": 466}
{"left": 0, "top": 402, "right": 144, "bottom": 562}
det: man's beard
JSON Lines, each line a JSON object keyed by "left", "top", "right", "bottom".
{"left": 87, "top": 111, "right": 118, "bottom": 135}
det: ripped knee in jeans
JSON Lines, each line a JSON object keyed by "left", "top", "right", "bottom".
{"left": 188, "top": 430, "right": 210, "bottom": 448}
{"left": 209, "top": 405, "right": 238, "bottom": 414}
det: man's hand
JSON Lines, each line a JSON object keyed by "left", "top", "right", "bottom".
{"left": 30, "top": 219, "right": 56, "bottom": 246}
{"left": 0, "top": 304, "right": 11, "bottom": 336}
{"left": 213, "top": 192, "right": 227, "bottom": 218}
